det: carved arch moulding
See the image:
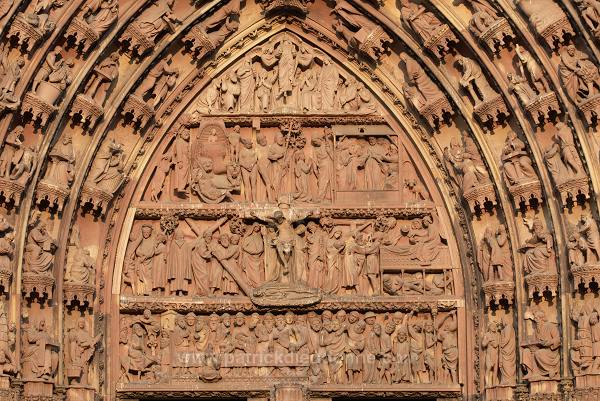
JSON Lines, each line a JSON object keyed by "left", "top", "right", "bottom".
{"left": 2, "top": 0, "right": 600, "bottom": 401}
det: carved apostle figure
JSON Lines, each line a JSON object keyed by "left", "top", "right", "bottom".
{"left": 65, "top": 318, "right": 101, "bottom": 385}
{"left": 501, "top": 131, "right": 536, "bottom": 187}
{"left": 241, "top": 223, "right": 265, "bottom": 287}
{"left": 167, "top": 230, "right": 192, "bottom": 295}
{"left": 478, "top": 225, "right": 511, "bottom": 282}
{"left": 125, "top": 224, "right": 162, "bottom": 295}
{"left": 519, "top": 218, "right": 556, "bottom": 277}
{"left": 521, "top": 309, "right": 560, "bottom": 380}
{"left": 311, "top": 132, "right": 334, "bottom": 202}
{"left": 456, "top": 56, "right": 498, "bottom": 106}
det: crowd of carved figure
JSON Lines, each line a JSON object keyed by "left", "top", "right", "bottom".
{"left": 120, "top": 309, "right": 458, "bottom": 385}
{"left": 122, "top": 213, "right": 448, "bottom": 298}
{"left": 148, "top": 123, "right": 404, "bottom": 204}
{"left": 194, "top": 35, "right": 377, "bottom": 115}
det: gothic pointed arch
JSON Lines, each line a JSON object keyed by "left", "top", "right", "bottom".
{"left": 1, "top": 0, "right": 600, "bottom": 401}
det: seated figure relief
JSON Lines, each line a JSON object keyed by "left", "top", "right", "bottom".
{"left": 118, "top": 309, "right": 459, "bottom": 385}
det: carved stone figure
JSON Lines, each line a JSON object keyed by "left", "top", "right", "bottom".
{"left": 0, "top": 46, "right": 24, "bottom": 111}
{"left": 22, "top": 49, "right": 73, "bottom": 125}
{"left": 569, "top": 214, "right": 600, "bottom": 282}
{"left": 478, "top": 225, "right": 511, "bottom": 283}
{"left": 443, "top": 133, "right": 496, "bottom": 212}
{"left": 500, "top": 131, "right": 541, "bottom": 207}
{"left": 0, "top": 125, "right": 24, "bottom": 179}
{"left": 465, "top": 0, "right": 514, "bottom": 52}
{"left": 42, "top": 132, "right": 75, "bottom": 188}
{"left": 8, "top": 0, "right": 63, "bottom": 51}
{"left": 65, "top": 318, "right": 101, "bottom": 385}
{"left": 0, "top": 218, "right": 14, "bottom": 290}
{"left": 575, "top": 0, "right": 600, "bottom": 37}
{"left": 543, "top": 123, "right": 589, "bottom": 205}
{"left": 72, "top": 53, "right": 119, "bottom": 127}
{"left": 21, "top": 319, "right": 59, "bottom": 380}
{"left": 332, "top": 0, "right": 392, "bottom": 61}
{"left": 125, "top": 224, "right": 163, "bottom": 296}
{"left": 399, "top": 0, "right": 457, "bottom": 58}
{"left": 559, "top": 45, "right": 600, "bottom": 105}
{"left": 65, "top": 241, "right": 95, "bottom": 285}
{"left": 520, "top": 218, "right": 557, "bottom": 297}
{"left": 400, "top": 54, "right": 453, "bottom": 128}
{"left": 23, "top": 212, "right": 56, "bottom": 277}
{"left": 311, "top": 132, "right": 334, "bottom": 202}
{"left": 91, "top": 139, "right": 126, "bottom": 192}
{"left": 456, "top": 56, "right": 507, "bottom": 125}
{"left": 522, "top": 309, "right": 560, "bottom": 381}
{"left": 183, "top": 0, "right": 240, "bottom": 60}
{"left": 65, "top": 0, "right": 118, "bottom": 52}
{"left": 0, "top": 300, "right": 16, "bottom": 376}
{"left": 515, "top": 0, "right": 574, "bottom": 49}
{"left": 120, "top": 0, "right": 179, "bottom": 57}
